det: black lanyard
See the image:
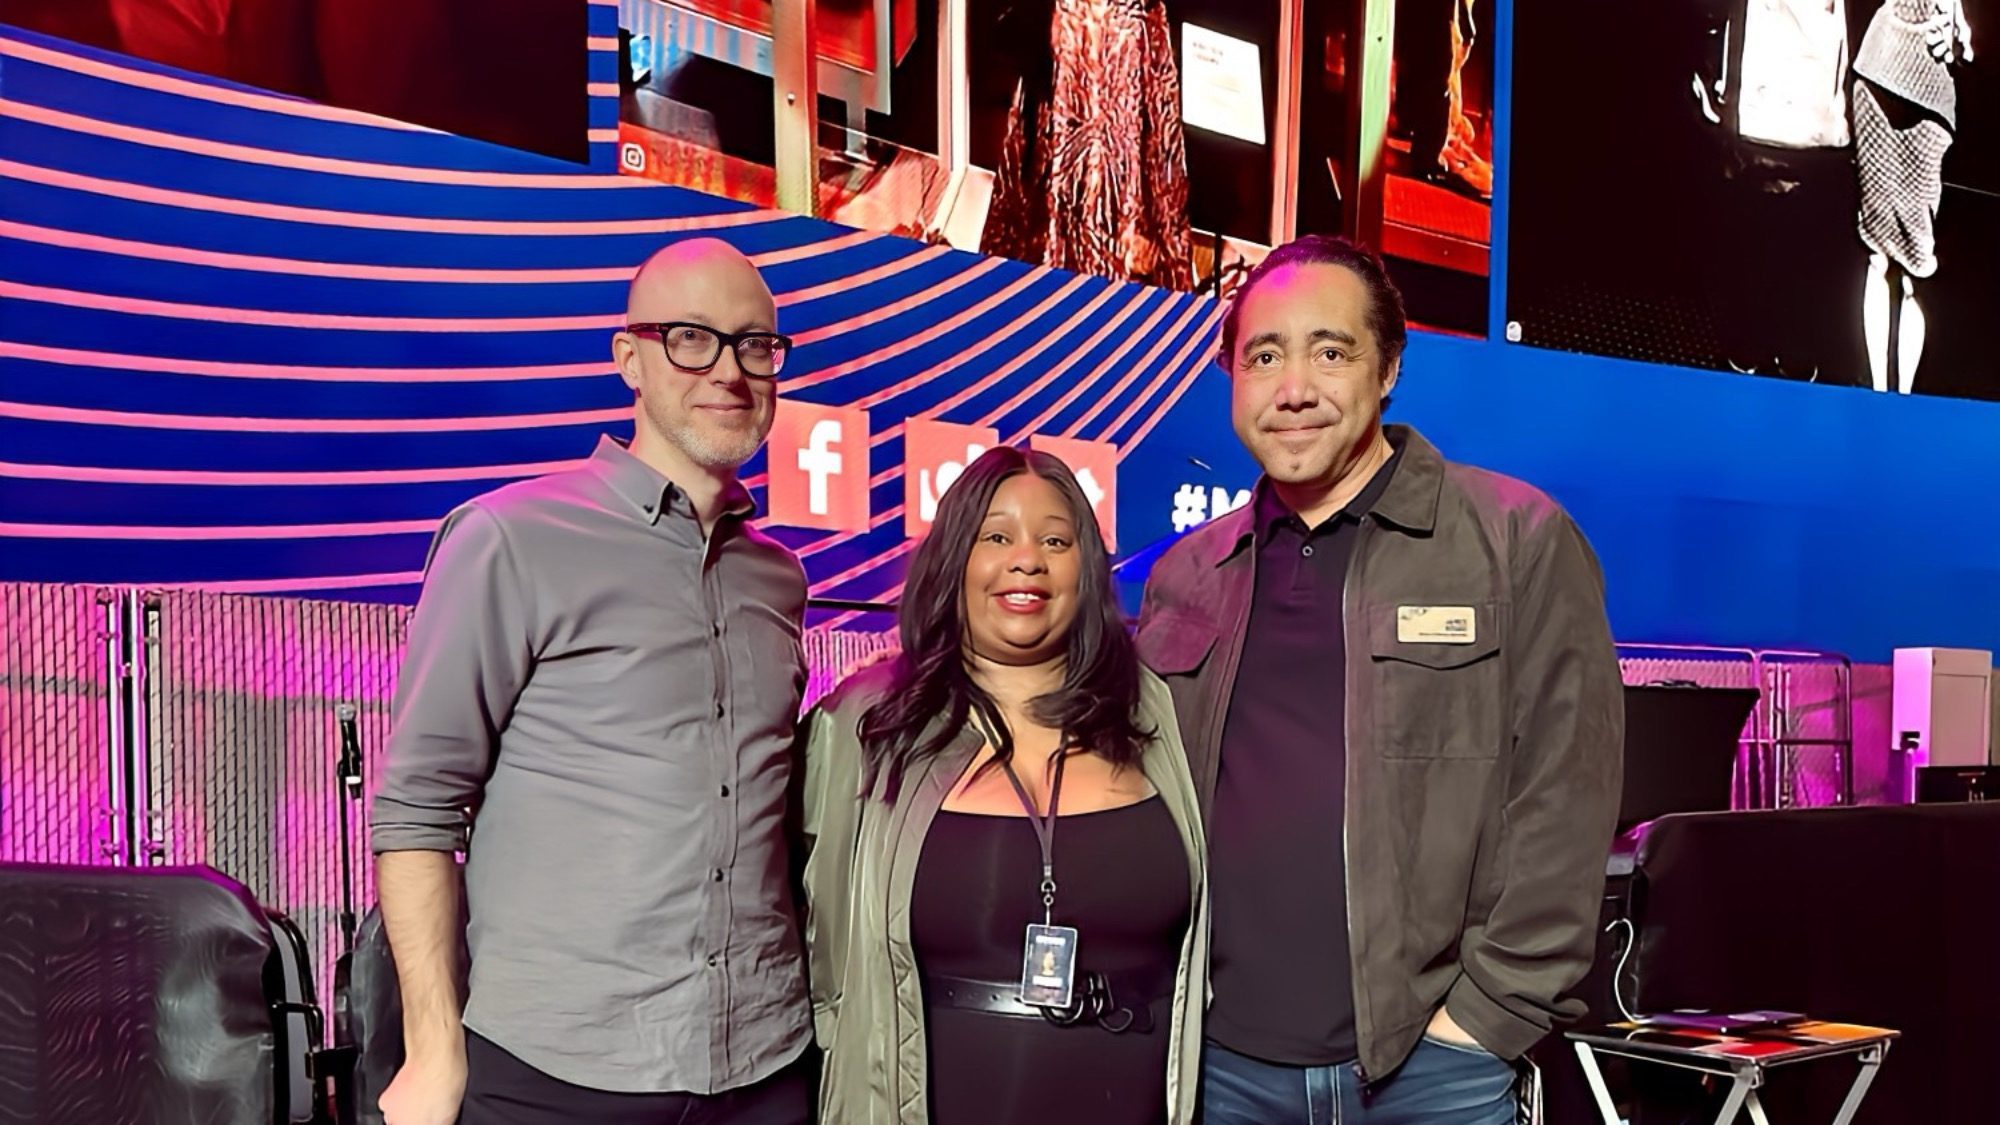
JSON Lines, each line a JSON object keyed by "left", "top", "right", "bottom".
{"left": 999, "top": 751, "right": 1067, "bottom": 925}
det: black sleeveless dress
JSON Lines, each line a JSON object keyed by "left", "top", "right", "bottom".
{"left": 911, "top": 797, "right": 1190, "bottom": 1124}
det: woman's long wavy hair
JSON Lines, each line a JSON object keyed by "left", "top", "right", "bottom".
{"left": 857, "top": 445, "right": 1150, "bottom": 801}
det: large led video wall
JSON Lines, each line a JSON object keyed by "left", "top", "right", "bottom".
{"left": 1509, "top": 0, "right": 1998, "bottom": 402}
{"left": 612, "top": 0, "right": 1495, "bottom": 335}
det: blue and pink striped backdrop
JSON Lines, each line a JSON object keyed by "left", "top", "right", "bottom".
{"left": 9, "top": 12, "right": 1999, "bottom": 661}
{"left": 0, "top": 19, "right": 1252, "bottom": 614}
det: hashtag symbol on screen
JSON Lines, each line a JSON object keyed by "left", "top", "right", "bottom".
{"left": 1171, "top": 484, "right": 1209, "bottom": 532}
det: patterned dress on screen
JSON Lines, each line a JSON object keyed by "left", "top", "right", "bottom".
{"left": 1852, "top": 0, "right": 1959, "bottom": 277}
{"left": 981, "top": 0, "right": 1195, "bottom": 291}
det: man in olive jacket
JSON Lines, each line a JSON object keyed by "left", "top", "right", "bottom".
{"left": 1138, "top": 235, "right": 1622, "bottom": 1124}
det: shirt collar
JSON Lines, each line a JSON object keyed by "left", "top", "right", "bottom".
{"left": 588, "top": 434, "right": 756, "bottom": 526}
{"left": 1250, "top": 437, "right": 1405, "bottom": 543}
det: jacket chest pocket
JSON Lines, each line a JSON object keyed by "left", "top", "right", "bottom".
{"left": 1136, "top": 611, "right": 1220, "bottom": 679}
{"left": 1366, "top": 602, "right": 1505, "bottom": 760}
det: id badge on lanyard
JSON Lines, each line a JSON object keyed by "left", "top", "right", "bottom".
{"left": 1021, "top": 922, "right": 1080, "bottom": 1008}
{"left": 1000, "top": 751, "right": 1079, "bottom": 1009}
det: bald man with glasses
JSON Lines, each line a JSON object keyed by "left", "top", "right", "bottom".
{"left": 373, "top": 239, "right": 815, "bottom": 1125}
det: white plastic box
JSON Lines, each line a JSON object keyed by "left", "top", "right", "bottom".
{"left": 1893, "top": 647, "right": 1995, "bottom": 769}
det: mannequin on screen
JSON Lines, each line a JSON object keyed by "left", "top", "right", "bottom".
{"left": 1853, "top": 0, "right": 1971, "bottom": 394}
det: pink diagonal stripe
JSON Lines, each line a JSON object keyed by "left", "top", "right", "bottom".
{"left": 779, "top": 243, "right": 953, "bottom": 302}
{"left": 822, "top": 304, "right": 1210, "bottom": 594}
{"left": 0, "top": 279, "right": 618, "bottom": 333}
{"left": 890, "top": 281, "right": 1136, "bottom": 423}
{"left": 784, "top": 263, "right": 1040, "bottom": 389}
{"left": 811, "top": 540, "right": 916, "bottom": 596}
{"left": 1114, "top": 309, "right": 1228, "bottom": 455}
{"left": 804, "top": 289, "right": 1172, "bottom": 593}
{"left": 1100, "top": 304, "right": 1225, "bottom": 441}
{"left": 847, "top": 274, "right": 1094, "bottom": 409}
{"left": 756, "top": 285, "right": 1167, "bottom": 596}
{"left": 1, "top": 99, "right": 652, "bottom": 189}
{"left": 1004, "top": 295, "right": 1201, "bottom": 441}
{"left": 1062, "top": 299, "right": 1216, "bottom": 438}
{"left": 976, "top": 288, "right": 1176, "bottom": 438}
{"left": 2, "top": 341, "right": 608, "bottom": 382}
{"left": 788, "top": 255, "right": 1011, "bottom": 348}
{"left": 0, "top": 160, "right": 779, "bottom": 236}
{"left": 0, "top": 218, "right": 627, "bottom": 282}
{"left": 723, "top": 285, "right": 1172, "bottom": 596}
{"left": 0, "top": 218, "right": 890, "bottom": 287}
{"left": 781, "top": 281, "right": 1161, "bottom": 465}
{"left": 756, "top": 227, "right": 884, "bottom": 267}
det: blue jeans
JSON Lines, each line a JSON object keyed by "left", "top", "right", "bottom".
{"left": 1201, "top": 1037, "right": 1518, "bottom": 1125}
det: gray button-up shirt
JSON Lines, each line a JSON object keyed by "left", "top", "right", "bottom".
{"left": 370, "top": 435, "right": 812, "bottom": 1094}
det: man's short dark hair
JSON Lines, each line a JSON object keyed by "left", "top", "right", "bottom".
{"left": 1217, "top": 235, "right": 1408, "bottom": 370}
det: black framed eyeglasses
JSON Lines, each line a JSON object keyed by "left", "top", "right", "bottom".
{"left": 625, "top": 322, "right": 794, "bottom": 378}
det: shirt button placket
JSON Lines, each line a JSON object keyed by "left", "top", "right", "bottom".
{"left": 702, "top": 571, "right": 733, "bottom": 1017}
{"left": 710, "top": 609, "right": 725, "bottom": 721}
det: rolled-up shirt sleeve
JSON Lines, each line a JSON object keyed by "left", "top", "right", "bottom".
{"left": 371, "top": 503, "right": 535, "bottom": 854}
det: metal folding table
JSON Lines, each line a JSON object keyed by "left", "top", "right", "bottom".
{"left": 1568, "top": 1020, "right": 1896, "bottom": 1125}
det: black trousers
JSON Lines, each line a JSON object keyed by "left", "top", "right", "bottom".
{"left": 460, "top": 1031, "right": 815, "bottom": 1125}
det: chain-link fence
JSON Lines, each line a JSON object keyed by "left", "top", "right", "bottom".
{"left": 4, "top": 583, "right": 900, "bottom": 1006}
{"left": 9, "top": 581, "right": 1873, "bottom": 1010}
{"left": 1618, "top": 644, "right": 1856, "bottom": 810}
{"left": 1760, "top": 653, "right": 1855, "bottom": 808}
{"left": 140, "top": 589, "right": 410, "bottom": 1007}
{"left": 1849, "top": 662, "right": 1896, "bottom": 804}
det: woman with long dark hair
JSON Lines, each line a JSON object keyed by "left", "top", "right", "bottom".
{"left": 798, "top": 446, "right": 1206, "bottom": 1124}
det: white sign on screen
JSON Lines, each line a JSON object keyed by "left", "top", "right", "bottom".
{"left": 1181, "top": 23, "right": 1266, "bottom": 146}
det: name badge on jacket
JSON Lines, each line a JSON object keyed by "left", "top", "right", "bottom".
{"left": 1397, "top": 605, "right": 1477, "bottom": 645}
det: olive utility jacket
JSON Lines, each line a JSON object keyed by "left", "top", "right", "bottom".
{"left": 1136, "top": 424, "right": 1623, "bottom": 1084}
{"left": 798, "top": 665, "right": 1210, "bottom": 1123}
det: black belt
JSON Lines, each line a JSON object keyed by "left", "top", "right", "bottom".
{"left": 923, "top": 969, "right": 1173, "bottom": 1033}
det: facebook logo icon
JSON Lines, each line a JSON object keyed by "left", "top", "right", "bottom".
{"left": 769, "top": 401, "right": 871, "bottom": 532}
{"left": 798, "top": 419, "right": 845, "bottom": 516}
